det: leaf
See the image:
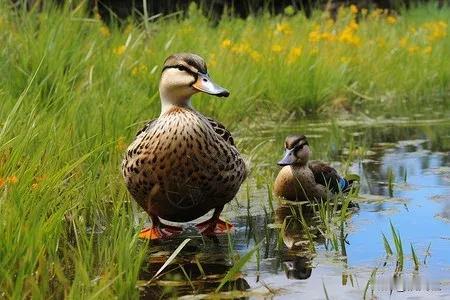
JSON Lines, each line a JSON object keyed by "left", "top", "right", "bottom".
{"left": 345, "top": 174, "right": 361, "bottom": 181}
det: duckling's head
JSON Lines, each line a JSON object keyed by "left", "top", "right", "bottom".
{"left": 278, "top": 135, "right": 310, "bottom": 166}
{"left": 159, "top": 53, "right": 229, "bottom": 106}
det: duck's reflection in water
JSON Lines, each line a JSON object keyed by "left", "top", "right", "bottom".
{"left": 139, "top": 234, "right": 249, "bottom": 299}
{"left": 276, "top": 202, "right": 316, "bottom": 281}
{"left": 139, "top": 199, "right": 355, "bottom": 298}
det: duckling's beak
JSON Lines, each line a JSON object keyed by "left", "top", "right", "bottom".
{"left": 192, "top": 73, "right": 230, "bottom": 97}
{"left": 278, "top": 149, "right": 296, "bottom": 166}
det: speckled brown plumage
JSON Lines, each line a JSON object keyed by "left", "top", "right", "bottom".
{"left": 122, "top": 106, "right": 246, "bottom": 222}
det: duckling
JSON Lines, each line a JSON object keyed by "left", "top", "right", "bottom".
{"left": 122, "top": 53, "right": 246, "bottom": 240}
{"left": 273, "top": 135, "right": 353, "bottom": 202}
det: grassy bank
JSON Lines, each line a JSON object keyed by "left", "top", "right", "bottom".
{"left": 0, "top": 1, "right": 449, "bottom": 298}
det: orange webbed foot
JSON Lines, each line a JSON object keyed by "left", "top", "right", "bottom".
{"left": 139, "top": 224, "right": 183, "bottom": 240}
{"left": 196, "top": 218, "right": 234, "bottom": 236}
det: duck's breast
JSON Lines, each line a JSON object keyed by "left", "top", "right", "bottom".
{"left": 274, "top": 165, "right": 319, "bottom": 202}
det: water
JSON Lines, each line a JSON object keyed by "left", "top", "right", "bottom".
{"left": 138, "top": 118, "right": 450, "bottom": 299}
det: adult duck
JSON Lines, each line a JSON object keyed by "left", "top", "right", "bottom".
{"left": 122, "top": 53, "right": 246, "bottom": 240}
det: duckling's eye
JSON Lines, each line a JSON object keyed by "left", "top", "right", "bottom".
{"left": 294, "top": 144, "right": 304, "bottom": 152}
{"left": 177, "top": 66, "right": 188, "bottom": 72}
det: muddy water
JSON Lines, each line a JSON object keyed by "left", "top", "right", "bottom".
{"left": 138, "top": 118, "right": 450, "bottom": 299}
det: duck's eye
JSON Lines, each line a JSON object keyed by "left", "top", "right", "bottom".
{"left": 177, "top": 66, "right": 187, "bottom": 72}
{"left": 294, "top": 144, "right": 304, "bottom": 152}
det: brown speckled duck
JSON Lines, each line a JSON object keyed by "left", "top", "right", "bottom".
{"left": 273, "top": 135, "right": 353, "bottom": 202}
{"left": 122, "top": 53, "right": 246, "bottom": 240}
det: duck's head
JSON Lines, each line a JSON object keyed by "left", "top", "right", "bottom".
{"left": 159, "top": 53, "right": 229, "bottom": 106}
{"left": 277, "top": 135, "right": 311, "bottom": 166}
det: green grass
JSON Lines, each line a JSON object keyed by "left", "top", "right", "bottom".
{"left": 0, "top": 1, "right": 449, "bottom": 298}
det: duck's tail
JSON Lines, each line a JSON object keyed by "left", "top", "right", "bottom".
{"left": 338, "top": 177, "right": 354, "bottom": 193}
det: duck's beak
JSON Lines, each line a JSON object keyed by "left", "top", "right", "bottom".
{"left": 277, "top": 149, "right": 296, "bottom": 166}
{"left": 192, "top": 73, "right": 230, "bottom": 97}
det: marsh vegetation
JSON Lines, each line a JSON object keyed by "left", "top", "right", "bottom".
{"left": 0, "top": 1, "right": 449, "bottom": 298}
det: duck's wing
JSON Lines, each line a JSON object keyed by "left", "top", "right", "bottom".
{"left": 308, "top": 161, "right": 341, "bottom": 193}
{"left": 309, "top": 161, "right": 353, "bottom": 193}
{"left": 135, "top": 119, "right": 157, "bottom": 137}
{"left": 206, "top": 117, "right": 235, "bottom": 146}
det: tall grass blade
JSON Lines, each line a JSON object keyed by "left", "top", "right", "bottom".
{"left": 410, "top": 243, "right": 419, "bottom": 271}
{"left": 382, "top": 233, "right": 393, "bottom": 256}
{"left": 363, "top": 268, "right": 378, "bottom": 300}
{"left": 148, "top": 238, "right": 191, "bottom": 283}
{"left": 423, "top": 242, "right": 431, "bottom": 265}
{"left": 215, "top": 240, "right": 263, "bottom": 293}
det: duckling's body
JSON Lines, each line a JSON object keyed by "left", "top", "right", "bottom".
{"left": 274, "top": 163, "right": 326, "bottom": 202}
{"left": 273, "top": 135, "right": 352, "bottom": 202}
{"left": 122, "top": 53, "right": 246, "bottom": 239}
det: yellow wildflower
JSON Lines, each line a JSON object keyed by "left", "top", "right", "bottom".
{"left": 325, "top": 19, "right": 335, "bottom": 30}
{"left": 276, "top": 22, "right": 293, "bottom": 35}
{"left": 361, "top": 8, "right": 368, "bottom": 17}
{"left": 399, "top": 37, "right": 408, "bottom": 48}
{"left": 340, "top": 56, "right": 351, "bottom": 64}
{"left": 124, "top": 24, "right": 133, "bottom": 35}
{"left": 408, "top": 46, "right": 419, "bottom": 54}
{"left": 370, "top": 8, "right": 383, "bottom": 19}
{"left": 249, "top": 50, "right": 262, "bottom": 62}
{"left": 386, "top": 16, "right": 397, "bottom": 25}
{"left": 231, "top": 42, "right": 250, "bottom": 54}
{"left": 31, "top": 183, "right": 39, "bottom": 190}
{"left": 423, "top": 46, "right": 432, "bottom": 54}
{"left": 131, "top": 67, "right": 139, "bottom": 77}
{"left": 424, "top": 21, "right": 447, "bottom": 42}
{"left": 287, "top": 47, "right": 302, "bottom": 64}
{"left": 310, "top": 47, "right": 319, "bottom": 55}
{"left": 116, "top": 136, "right": 127, "bottom": 151}
{"left": 99, "top": 25, "right": 110, "bottom": 37}
{"left": 113, "top": 45, "right": 126, "bottom": 56}
{"left": 309, "top": 30, "right": 321, "bottom": 43}
{"left": 209, "top": 53, "right": 217, "bottom": 67}
{"left": 350, "top": 5, "right": 358, "bottom": 14}
{"left": 348, "top": 20, "right": 358, "bottom": 30}
{"left": 339, "top": 26, "right": 361, "bottom": 46}
{"left": 221, "top": 39, "right": 232, "bottom": 48}
{"left": 0, "top": 178, "right": 4, "bottom": 188}
{"left": 7, "top": 176, "right": 17, "bottom": 184}
{"left": 376, "top": 37, "right": 386, "bottom": 48}
{"left": 180, "top": 25, "right": 193, "bottom": 34}
{"left": 131, "top": 64, "right": 148, "bottom": 77}
{"left": 271, "top": 44, "right": 283, "bottom": 53}
{"left": 321, "top": 32, "right": 336, "bottom": 42}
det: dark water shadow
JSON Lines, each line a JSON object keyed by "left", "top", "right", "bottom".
{"left": 138, "top": 233, "right": 250, "bottom": 299}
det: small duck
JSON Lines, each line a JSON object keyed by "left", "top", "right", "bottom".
{"left": 273, "top": 135, "right": 353, "bottom": 202}
{"left": 122, "top": 53, "right": 246, "bottom": 240}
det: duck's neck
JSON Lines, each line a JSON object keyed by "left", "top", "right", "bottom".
{"left": 160, "top": 93, "right": 192, "bottom": 116}
{"left": 291, "top": 161, "right": 309, "bottom": 169}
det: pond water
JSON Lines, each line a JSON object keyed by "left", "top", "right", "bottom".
{"left": 137, "top": 117, "right": 450, "bottom": 299}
